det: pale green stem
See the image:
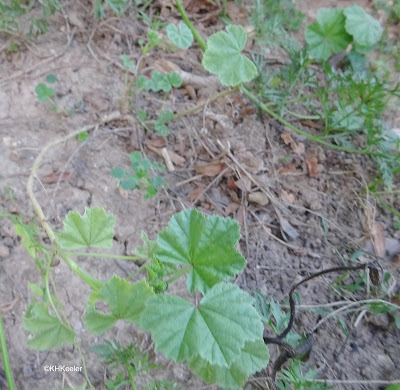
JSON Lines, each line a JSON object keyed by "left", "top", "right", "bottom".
{"left": 240, "top": 85, "right": 386, "bottom": 158}
{"left": 175, "top": 0, "right": 206, "bottom": 51}
{"left": 45, "top": 251, "right": 63, "bottom": 323}
{"left": 166, "top": 265, "right": 192, "bottom": 284}
{"left": 0, "top": 313, "right": 16, "bottom": 390}
{"left": 68, "top": 252, "right": 141, "bottom": 261}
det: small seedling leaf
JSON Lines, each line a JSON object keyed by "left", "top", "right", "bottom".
{"left": 147, "top": 29, "right": 160, "bottom": 45}
{"left": 76, "top": 131, "right": 89, "bottom": 142}
{"left": 45, "top": 73, "right": 57, "bottom": 84}
{"left": 84, "top": 277, "right": 154, "bottom": 334}
{"left": 35, "top": 83, "right": 54, "bottom": 102}
{"left": 344, "top": 5, "right": 383, "bottom": 48}
{"left": 141, "top": 282, "right": 264, "bottom": 367}
{"left": 166, "top": 72, "right": 182, "bottom": 88}
{"left": 155, "top": 209, "right": 246, "bottom": 294}
{"left": 111, "top": 166, "right": 126, "bottom": 179}
{"left": 24, "top": 303, "right": 75, "bottom": 349}
{"left": 56, "top": 207, "right": 116, "bottom": 250}
{"left": 202, "top": 25, "right": 257, "bottom": 86}
{"left": 120, "top": 54, "right": 134, "bottom": 69}
{"left": 151, "top": 71, "right": 172, "bottom": 92}
{"left": 305, "top": 8, "right": 352, "bottom": 60}
{"left": 105, "top": 0, "right": 128, "bottom": 14}
{"left": 188, "top": 339, "right": 269, "bottom": 388}
{"left": 166, "top": 22, "right": 194, "bottom": 49}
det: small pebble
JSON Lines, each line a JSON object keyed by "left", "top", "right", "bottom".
{"left": 0, "top": 244, "right": 10, "bottom": 258}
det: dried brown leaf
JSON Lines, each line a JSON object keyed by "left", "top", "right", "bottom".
{"left": 195, "top": 161, "right": 224, "bottom": 177}
{"left": 225, "top": 202, "right": 240, "bottom": 215}
{"left": 305, "top": 156, "right": 324, "bottom": 177}
{"left": 281, "top": 133, "right": 295, "bottom": 145}
{"left": 41, "top": 172, "right": 70, "bottom": 184}
{"left": 187, "top": 187, "right": 205, "bottom": 202}
{"left": 234, "top": 177, "right": 252, "bottom": 192}
{"left": 145, "top": 138, "right": 166, "bottom": 148}
{"left": 280, "top": 189, "right": 295, "bottom": 204}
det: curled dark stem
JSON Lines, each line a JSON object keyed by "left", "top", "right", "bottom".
{"left": 263, "top": 262, "right": 380, "bottom": 379}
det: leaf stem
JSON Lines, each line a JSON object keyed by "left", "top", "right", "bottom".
{"left": 45, "top": 251, "right": 63, "bottom": 323}
{"left": 175, "top": 0, "right": 206, "bottom": 51}
{"left": 172, "top": 87, "right": 238, "bottom": 121}
{"left": 68, "top": 252, "right": 141, "bottom": 261}
{"left": 26, "top": 112, "right": 123, "bottom": 290}
{"left": 165, "top": 264, "right": 191, "bottom": 284}
{"left": 58, "top": 250, "right": 103, "bottom": 291}
{"left": 240, "top": 85, "right": 386, "bottom": 157}
{"left": 0, "top": 313, "right": 16, "bottom": 390}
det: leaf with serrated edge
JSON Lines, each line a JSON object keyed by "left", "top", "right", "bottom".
{"left": 344, "top": 5, "right": 382, "bottom": 48}
{"left": 24, "top": 303, "right": 75, "bottom": 349}
{"left": 166, "top": 22, "right": 193, "bottom": 49}
{"left": 188, "top": 339, "right": 269, "bottom": 388}
{"left": 155, "top": 209, "right": 245, "bottom": 294}
{"left": 305, "top": 8, "right": 352, "bottom": 60}
{"left": 56, "top": 207, "right": 115, "bottom": 250}
{"left": 202, "top": 25, "right": 257, "bottom": 87}
{"left": 84, "top": 277, "right": 154, "bottom": 334}
{"left": 141, "top": 282, "right": 264, "bottom": 367}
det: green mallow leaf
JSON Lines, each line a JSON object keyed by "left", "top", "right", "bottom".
{"left": 56, "top": 207, "right": 116, "bottom": 250}
{"left": 141, "top": 282, "right": 264, "bottom": 368}
{"left": 305, "top": 8, "right": 352, "bottom": 60}
{"left": 35, "top": 83, "right": 54, "bottom": 102}
{"left": 344, "top": 5, "right": 383, "bottom": 48}
{"left": 155, "top": 209, "right": 246, "bottom": 294}
{"left": 166, "top": 21, "right": 194, "bottom": 49}
{"left": 84, "top": 277, "right": 154, "bottom": 334}
{"left": 24, "top": 303, "right": 75, "bottom": 349}
{"left": 188, "top": 339, "right": 269, "bottom": 388}
{"left": 45, "top": 73, "right": 57, "bottom": 84}
{"left": 202, "top": 25, "right": 257, "bottom": 86}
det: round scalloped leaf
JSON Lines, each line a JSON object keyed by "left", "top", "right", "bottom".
{"left": 188, "top": 339, "right": 269, "bottom": 388}
{"left": 140, "top": 282, "right": 264, "bottom": 368}
{"left": 166, "top": 21, "right": 194, "bottom": 49}
{"left": 305, "top": 8, "right": 352, "bottom": 60}
{"left": 24, "top": 303, "right": 75, "bottom": 349}
{"left": 155, "top": 209, "right": 246, "bottom": 294}
{"left": 344, "top": 5, "right": 383, "bottom": 48}
{"left": 84, "top": 277, "right": 154, "bottom": 334}
{"left": 56, "top": 207, "right": 116, "bottom": 250}
{"left": 202, "top": 24, "right": 257, "bottom": 86}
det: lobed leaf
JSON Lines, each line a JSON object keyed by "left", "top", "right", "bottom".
{"left": 155, "top": 209, "right": 246, "bottom": 294}
{"left": 24, "top": 303, "right": 75, "bottom": 349}
{"left": 305, "top": 8, "right": 352, "bottom": 60}
{"left": 344, "top": 5, "right": 383, "bottom": 48}
{"left": 84, "top": 277, "right": 154, "bottom": 334}
{"left": 56, "top": 207, "right": 115, "bottom": 250}
{"left": 166, "top": 21, "right": 194, "bottom": 49}
{"left": 188, "top": 339, "right": 269, "bottom": 388}
{"left": 202, "top": 25, "right": 257, "bottom": 86}
{"left": 35, "top": 83, "right": 54, "bottom": 102}
{"left": 141, "top": 282, "right": 264, "bottom": 368}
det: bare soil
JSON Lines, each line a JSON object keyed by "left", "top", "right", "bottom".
{"left": 0, "top": 1, "right": 399, "bottom": 390}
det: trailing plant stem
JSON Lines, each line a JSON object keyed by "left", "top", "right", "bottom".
{"left": 172, "top": 87, "right": 238, "bottom": 122}
{"left": 0, "top": 313, "right": 16, "bottom": 390}
{"left": 175, "top": 0, "right": 207, "bottom": 51}
{"left": 45, "top": 251, "right": 63, "bottom": 323}
{"left": 68, "top": 252, "right": 141, "bottom": 262}
{"left": 240, "top": 86, "right": 386, "bottom": 157}
{"left": 27, "top": 112, "right": 123, "bottom": 291}
{"left": 166, "top": 264, "right": 191, "bottom": 284}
